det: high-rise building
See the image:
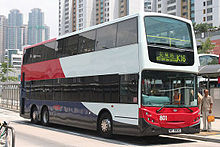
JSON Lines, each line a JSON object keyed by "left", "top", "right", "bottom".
{"left": 157, "top": 0, "right": 182, "bottom": 16}
{"left": 74, "top": 0, "right": 95, "bottom": 31}
{"left": 0, "top": 15, "right": 7, "bottom": 62}
{"left": 195, "top": 0, "right": 219, "bottom": 27}
{"left": 95, "top": 0, "right": 143, "bottom": 24}
{"left": 21, "top": 24, "right": 28, "bottom": 47}
{"left": 59, "top": 0, "right": 144, "bottom": 35}
{"left": 181, "top": 0, "right": 195, "bottom": 22}
{"left": 59, "top": 0, "right": 95, "bottom": 35}
{"left": 7, "top": 9, "right": 23, "bottom": 50}
{"left": 28, "top": 8, "right": 50, "bottom": 45}
{"left": 59, "top": 0, "right": 72, "bottom": 35}
{"left": 95, "top": 0, "right": 120, "bottom": 24}
{"left": 144, "top": 0, "right": 157, "bottom": 12}
{"left": 156, "top": 0, "right": 195, "bottom": 22}
{"left": 190, "top": 0, "right": 195, "bottom": 22}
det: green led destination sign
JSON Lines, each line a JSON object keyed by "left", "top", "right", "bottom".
{"left": 156, "top": 51, "right": 187, "bottom": 64}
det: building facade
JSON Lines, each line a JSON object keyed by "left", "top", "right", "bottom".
{"left": 59, "top": 0, "right": 73, "bottom": 35}
{"left": 59, "top": 0, "right": 144, "bottom": 35}
{"left": 195, "top": 0, "right": 220, "bottom": 27}
{"left": 95, "top": 0, "right": 120, "bottom": 24}
{"left": 59, "top": 0, "right": 95, "bottom": 35}
{"left": 21, "top": 24, "right": 28, "bottom": 47}
{"left": 28, "top": 8, "right": 50, "bottom": 45}
{"left": 144, "top": 0, "right": 157, "bottom": 12}
{"left": 7, "top": 9, "right": 23, "bottom": 50}
{"left": 156, "top": 0, "right": 195, "bottom": 22}
{"left": 10, "top": 51, "right": 23, "bottom": 68}
{"left": 0, "top": 15, "right": 7, "bottom": 62}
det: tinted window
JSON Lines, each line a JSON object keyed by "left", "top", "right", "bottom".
{"left": 44, "top": 79, "right": 53, "bottom": 100}
{"left": 57, "top": 39, "right": 65, "bottom": 58}
{"left": 57, "top": 35, "right": 79, "bottom": 58}
{"left": 32, "top": 46, "right": 44, "bottom": 63}
{"left": 96, "top": 24, "right": 117, "bottom": 50}
{"left": 66, "top": 35, "right": 79, "bottom": 55}
{"left": 25, "top": 81, "right": 31, "bottom": 99}
{"left": 61, "top": 78, "right": 79, "bottom": 101}
{"left": 78, "top": 30, "right": 96, "bottom": 54}
{"left": 31, "top": 80, "right": 45, "bottom": 100}
{"left": 199, "top": 55, "right": 219, "bottom": 66}
{"left": 44, "top": 41, "right": 56, "bottom": 60}
{"left": 61, "top": 38, "right": 69, "bottom": 57}
{"left": 99, "top": 74, "right": 120, "bottom": 103}
{"left": 120, "top": 74, "right": 138, "bottom": 104}
{"left": 23, "top": 48, "right": 33, "bottom": 65}
{"left": 117, "top": 18, "right": 138, "bottom": 47}
{"left": 53, "top": 79, "right": 62, "bottom": 101}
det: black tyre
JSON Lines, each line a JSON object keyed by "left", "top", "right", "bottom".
{"left": 41, "top": 107, "right": 49, "bottom": 126}
{"left": 31, "top": 107, "right": 39, "bottom": 124}
{"left": 98, "top": 112, "right": 113, "bottom": 138}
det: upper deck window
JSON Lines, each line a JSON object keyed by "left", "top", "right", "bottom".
{"left": 145, "top": 16, "right": 193, "bottom": 50}
{"left": 199, "top": 55, "right": 219, "bottom": 66}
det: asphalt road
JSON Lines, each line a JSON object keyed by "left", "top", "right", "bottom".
{"left": 0, "top": 108, "right": 219, "bottom": 147}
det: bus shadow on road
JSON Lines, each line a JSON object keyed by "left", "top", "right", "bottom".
{"left": 15, "top": 120, "right": 196, "bottom": 146}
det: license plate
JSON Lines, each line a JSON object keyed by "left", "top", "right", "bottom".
{"left": 168, "top": 129, "right": 181, "bottom": 133}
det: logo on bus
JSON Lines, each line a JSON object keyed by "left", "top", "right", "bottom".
{"left": 159, "top": 115, "right": 167, "bottom": 121}
{"left": 173, "top": 109, "right": 178, "bottom": 112}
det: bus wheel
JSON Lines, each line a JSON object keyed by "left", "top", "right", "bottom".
{"left": 41, "top": 107, "right": 49, "bottom": 126}
{"left": 31, "top": 107, "right": 39, "bottom": 124}
{"left": 98, "top": 112, "right": 112, "bottom": 138}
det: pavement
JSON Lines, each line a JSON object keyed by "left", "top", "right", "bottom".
{"left": 174, "top": 118, "right": 220, "bottom": 143}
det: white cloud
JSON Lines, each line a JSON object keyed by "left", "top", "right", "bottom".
{"left": 0, "top": 0, "right": 58, "bottom": 38}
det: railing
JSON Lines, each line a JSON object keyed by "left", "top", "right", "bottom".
{"left": 0, "top": 82, "right": 20, "bottom": 111}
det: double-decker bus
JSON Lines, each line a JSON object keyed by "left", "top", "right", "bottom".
{"left": 20, "top": 12, "right": 200, "bottom": 137}
{"left": 198, "top": 54, "right": 220, "bottom": 88}
{"left": 199, "top": 54, "right": 219, "bottom": 66}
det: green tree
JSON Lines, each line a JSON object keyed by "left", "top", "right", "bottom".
{"left": 0, "top": 62, "right": 16, "bottom": 82}
{"left": 193, "top": 23, "right": 216, "bottom": 34}
{"left": 198, "top": 38, "right": 215, "bottom": 54}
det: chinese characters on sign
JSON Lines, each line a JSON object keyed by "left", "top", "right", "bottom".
{"left": 156, "top": 51, "right": 187, "bottom": 64}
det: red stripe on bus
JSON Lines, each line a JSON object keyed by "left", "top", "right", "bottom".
{"left": 21, "top": 59, "right": 65, "bottom": 81}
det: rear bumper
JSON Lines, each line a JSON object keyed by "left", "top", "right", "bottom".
{"left": 139, "top": 118, "right": 200, "bottom": 136}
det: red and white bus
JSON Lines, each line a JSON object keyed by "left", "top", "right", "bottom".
{"left": 20, "top": 12, "right": 200, "bottom": 137}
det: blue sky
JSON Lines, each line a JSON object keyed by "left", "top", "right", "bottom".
{"left": 0, "top": 0, "right": 58, "bottom": 38}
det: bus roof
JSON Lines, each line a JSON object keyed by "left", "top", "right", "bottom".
{"left": 198, "top": 54, "right": 219, "bottom": 57}
{"left": 24, "top": 12, "right": 192, "bottom": 50}
{"left": 24, "top": 38, "right": 56, "bottom": 50}
{"left": 57, "top": 12, "right": 192, "bottom": 41}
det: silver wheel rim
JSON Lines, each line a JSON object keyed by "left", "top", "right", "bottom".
{"left": 101, "top": 119, "right": 111, "bottom": 133}
{"left": 33, "top": 110, "right": 38, "bottom": 121}
{"left": 43, "top": 110, "right": 48, "bottom": 124}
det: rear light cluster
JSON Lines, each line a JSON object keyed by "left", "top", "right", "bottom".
{"left": 145, "top": 111, "right": 157, "bottom": 123}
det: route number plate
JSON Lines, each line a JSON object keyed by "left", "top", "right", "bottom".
{"left": 168, "top": 129, "right": 181, "bottom": 133}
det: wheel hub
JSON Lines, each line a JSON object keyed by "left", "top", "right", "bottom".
{"left": 33, "top": 111, "right": 38, "bottom": 120}
{"left": 43, "top": 111, "right": 48, "bottom": 123}
{"left": 101, "top": 119, "right": 111, "bottom": 132}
